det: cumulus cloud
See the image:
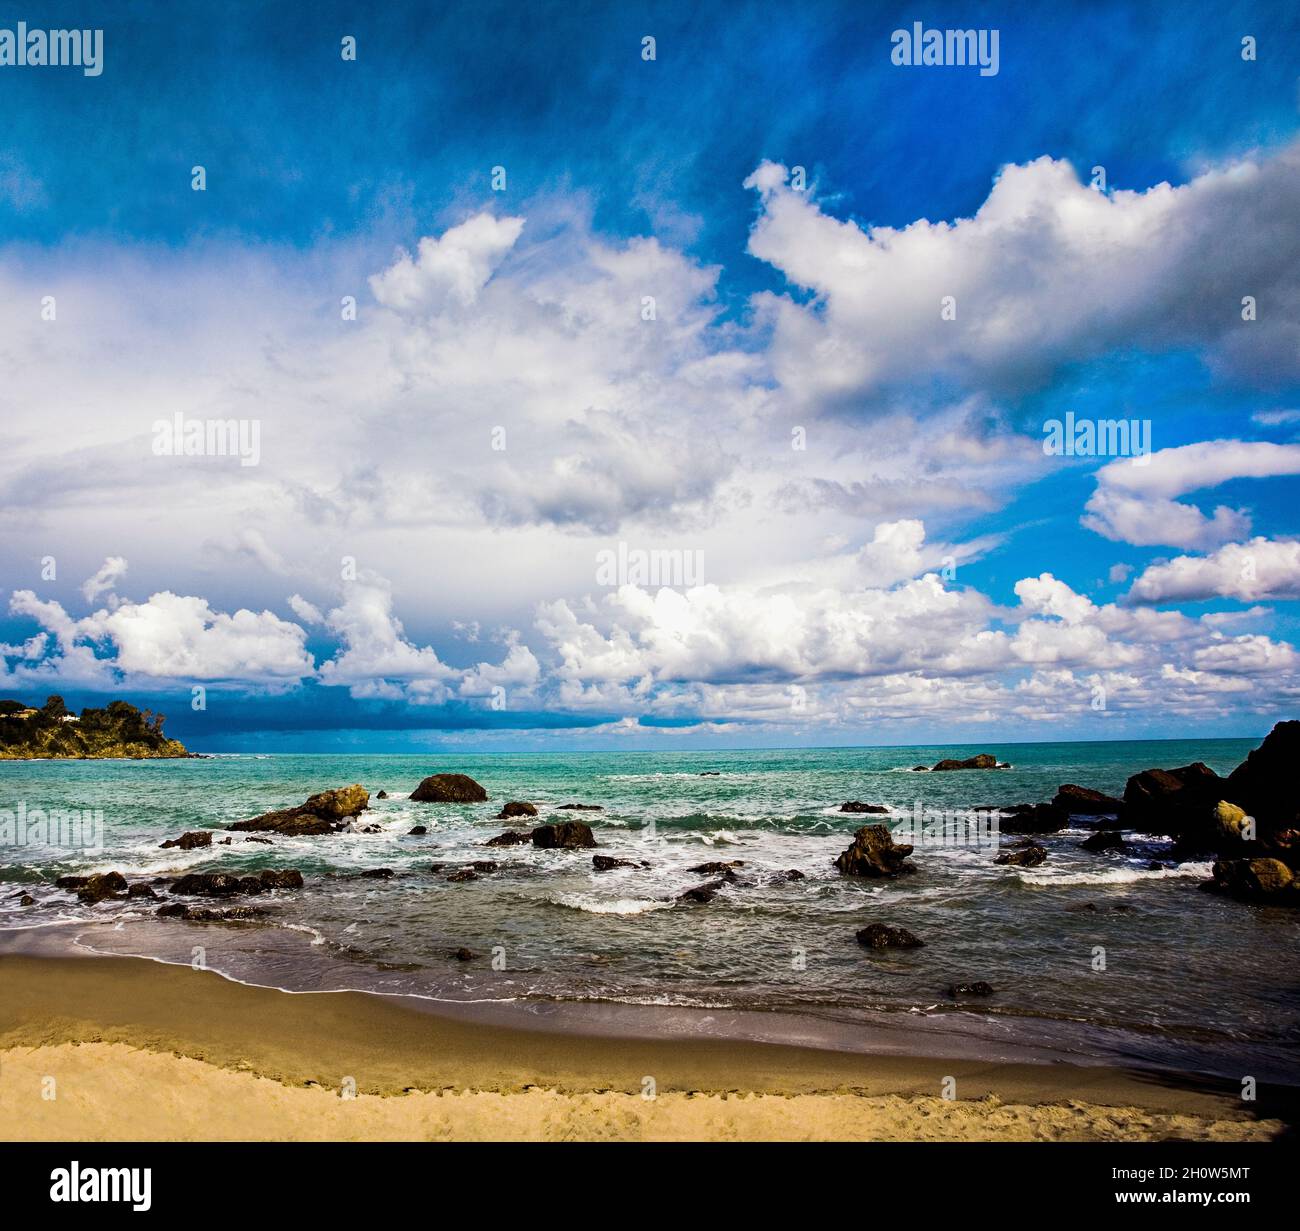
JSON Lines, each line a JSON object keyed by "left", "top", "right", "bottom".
{"left": 1083, "top": 441, "right": 1300, "bottom": 550}
{"left": 81, "top": 556, "right": 127, "bottom": 604}
{"left": 1128, "top": 537, "right": 1300, "bottom": 603}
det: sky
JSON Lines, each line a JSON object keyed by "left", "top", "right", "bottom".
{"left": 1, "top": 0, "right": 1299, "bottom": 751}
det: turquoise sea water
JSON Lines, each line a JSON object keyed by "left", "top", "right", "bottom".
{"left": 2, "top": 739, "right": 1297, "bottom": 1079}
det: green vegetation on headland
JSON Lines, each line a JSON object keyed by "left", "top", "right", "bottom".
{"left": 0, "top": 695, "right": 189, "bottom": 760}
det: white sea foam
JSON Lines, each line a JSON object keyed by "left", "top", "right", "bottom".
{"left": 547, "top": 892, "right": 671, "bottom": 915}
{"left": 1014, "top": 861, "right": 1212, "bottom": 887}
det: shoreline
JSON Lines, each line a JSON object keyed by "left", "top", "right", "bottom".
{"left": 0, "top": 951, "right": 1292, "bottom": 1142}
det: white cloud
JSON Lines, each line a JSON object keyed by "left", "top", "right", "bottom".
{"left": 1128, "top": 537, "right": 1300, "bottom": 603}
{"left": 81, "top": 556, "right": 127, "bottom": 604}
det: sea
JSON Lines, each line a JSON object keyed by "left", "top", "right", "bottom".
{"left": 2, "top": 739, "right": 1297, "bottom": 1081}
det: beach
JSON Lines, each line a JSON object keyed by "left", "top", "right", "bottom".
{"left": 0, "top": 952, "right": 1287, "bottom": 1142}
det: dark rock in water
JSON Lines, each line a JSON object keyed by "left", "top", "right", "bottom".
{"left": 1053, "top": 783, "right": 1124, "bottom": 815}
{"left": 231, "top": 784, "right": 370, "bottom": 836}
{"left": 171, "top": 869, "right": 302, "bottom": 896}
{"left": 910, "top": 765, "right": 929, "bottom": 772}
{"left": 408, "top": 826, "right": 428, "bottom": 836}
{"left": 1122, "top": 762, "right": 1223, "bottom": 839}
{"left": 157, "top": 902, "right": 265, "bottom": 922}
{"left": 446, "top": 868, "right": 478, "bottom": 883}
{"left": 410, "top": 774, "right": 488, "bottom": 803}
{"left": 994, "top": 803, "right": 1068, "bottom": 834}
{"left": 769, "top": 869, "right": 805, "bottom": 884}
{"left": 593, "top": 855, "right": 638, "bottom": 871}
{"left": 839, "top": 801, "right": 889, "bottom": 814}
{"left": 486, "top": 829, "right": 534, "bottom": 847}
{"left": 127, "top": 883, "right": 157, "bottom": 900}
{"left": 995, "top": 844, "right": 1047, "bottom": 867}
{"left": 470, "top": 861, "right": 499, "bottom": 873}
{"left": 834, "top": 825, "right": 916, "bottom": 878}
{"left": 532, "top": 821, "right": 596, "bottom": 849}
{"left": 1079, "top": 830, "right": 1126, "bottom": 853}
{"left": 1206, "top": 857, "right": 1297, "bottom": 905}
{"left": 1224, "top": 720, "right": 1300, "bottom": 835}
{"left": 55, "top": 876, "right": 88, "bottom": 890}
{"left": 75, "top": 872, "right": 128, "bottom": 904}
{"left": 557, "top": 803, "right": 603, "bottom": 811}
{"left": 356, "top": 868, "right": 395, "bottom": 879}
{"left": 450, "top": 948, "right": 476, "bottom": 962}
{"left": 495, "top": 800, "right": 538, "bottom": 819}
{"left": 949, "top": 981, "right": 994, "bottom": 997}
{"left": 688, "top": 860, "right": 745, "bottom": 874}
{"left": 699, "top": 771, "right": 721, "bottom": 776}
{"left": 856, "top": 923, "right": 924, "bottom": 949}
{"left": 376, "top": 790, "right": 388, "bottom": 800}
{"left": 931, "top": 753, "right": 1002, "bottom": 771}
{"left": 244, "top": 836, "right": 273, "bottom": 845}
{"left": 160, "top": 830, "right": 212, "bottom": 850}
{"left": 19, "top": 894, "right": 34, "bottom": 906}
{"left": 1147, "top": 861, "right": 1169, "bottom": 871}
{"left": 678, "top": 881, "right": 724, "bottom": 904}
{"left": 219, "top": 837, "right": 232, "bottom": 845}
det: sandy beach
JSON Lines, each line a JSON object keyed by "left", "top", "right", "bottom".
{"left": 0, "top": 953, "right": 1287, "bottom": 1142}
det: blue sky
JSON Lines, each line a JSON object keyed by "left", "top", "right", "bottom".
{"left": 2, "top": 0, "right": 1299, "bottom": 749}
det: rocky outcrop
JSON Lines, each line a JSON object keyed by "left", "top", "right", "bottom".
{"left": 495, "top": 801, "right": 537, "bottom": 819}
{"left": 70, "top": 871, "right": 128, "bottom": 903}
{"left": 1052, "top": 784, "right": 1124, "bottom": 815}
{"left": 410, "top": 774, "right": 488, "bottom": 803}
{"left": 1206, "top": 857, "right": 1296, "bottom": 904}
{"left": 931, "top": 754, "right": 1008, "bottom": 771}
{"left": 839, "top": 801, "right": 889, "bottom": 814}
{"left": 834, "top": 824, "right": 917, "bottom": 878}
{"left": 1224, "top": 720, "right": 1300, "bottom": 833}
{"left": 170, "top": 869, "right": 303, "bottom": 896}
{"left": 231, "top": 785, "right": 369, "bottom": 836}
{"left": 995, "top": 843, "right": 1047, "bottom": 867}
{"left": 593, "top": 855, "right": 640, "bottom": 871}
{"left": 485, "top": 829, "right": 533, "bottom": 847}
{"left": 532, "top": 821, "right": 596, "bottom": 849}
{"left": 1122, "top": 763, "right": 1224, "bottom": 839}
{"left": 678, "top": 881, "right": 724, "bottom": 904}
{"left": 855, "top": 923, "right": 924, "bottom": 948}
{"left": 160, "top": 830, "right": 213, "bottom": 850}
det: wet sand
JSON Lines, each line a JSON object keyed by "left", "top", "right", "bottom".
{"left": 0, "top": 953, "right": 1289, "bottom": 1141}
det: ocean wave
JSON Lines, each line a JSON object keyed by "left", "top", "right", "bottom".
{"left": 546, "top": 892, "right": 672, "bottom": 916}
{"left": 1012, "top": 861, "right": 1213, "bottom": 887}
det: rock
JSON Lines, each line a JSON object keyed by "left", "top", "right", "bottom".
{"left": 1122, "top": 763, "right": 1224, "bottom": 839}
{"left": 931, "top": 753, "right": 1002, "bottom": 771}
{"left": 219, "top": 837, "right": 232, "bottom": 845}
{"left": 1207, "top": 857, "right": 1296, "bottom": 904}
{"left": 949, "top": 981, "right": 994, "bottom": 997}
{"left": 1079, "top": 830, "right": 1126, "bottom": 853}
{"left": 485, "top": 829, "right": 534, "bottom": 847}
{"left": 450, "top": 947, "right": 475, "bottom": 962}
{"left": 470, "top": 861, "right": 498, "bottom": 873}
{"left": 532, "top": 821, "right": 596, "bottom": 849}
{"left": 157, "top": 902, "right": 264, "bottom": 922}
{"left": 495, "top": 801, "right": 538, "bottom": 819}
{"left": 244, "top": 836, "right": 273, "bottom": 845}
{"left": 855, "top": 923, "right": 924, "bottom": 949}
{"left": 54, "top": 876, "right": 88, "bottom": 889}
{"left": 446, "top": 868, "right": 478, "bottom": 883}
{"left": 1211, "top": 800, "right": 1251, "bottom": 847}
{"left": 834, "top": 824, "right": 916, "bottom": 878}
{"left": 127, "top": 883, "right": 158, "bottom": 900}
{"left": 75, "top": 872, "right": 128, "bottom": 903}
{"left": 593, "top": 855, "right": 638, "bottom": 871}
{"left": 995, "top": 844, "right": 1047, "bottom": 867}
{"left": 688, "top": 860, "right": 745, "bottom": 874}
{"left": 994, "top": 803, "right": 1068, "bottom": 834}
{"left": 839, "top": 801, "right": 889, "bottom": 814}
{"left": 159, "top": 830, "right": 213, "bottom": 850}
{"left": 231, "top": 784, "right": 370, "bottom": 836}
{"left": 769, "top": 869, "right": 806, "bottom": 883}
{"left": 19, "top": 894, "right": 34, "bottom": 906}
{"left": 408, "top": 825, "right": 428, "bottom": 836}
{"left": 1223, "top": 721, "right": 1300, "bottom": 840}
{"left": 356, "top": 868, "right": 395, "bottom": 880}
{"left": 677, "top": 881, "right": 724, "bottom": 904}
{"left": 376, "top": 790, "right": 388, "bottom": 799}
{"left": 410, "top": 774, "right": 488, "bottom": 803}
{"left": 1147, "top": 861, "right": 1169, "bottom": 871}
{"left": 910, "top": 765, "right": 929, "bottom": 772}
{"left": 699, "top": 771, "right": 721, "bottom": 776}
{"left": 170, "top": 869, "right": 302, "bottom": 896}
{"left": 1052, "top": 783, "right": 1124, "bottom": 815}
{"left": 557, "top": 803, "right": 603, "bottom": 811}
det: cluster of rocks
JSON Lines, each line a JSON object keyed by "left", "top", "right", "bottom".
{"left": 912, "top": 753, "right": 1011, "bottom": 772}
{"left": 51, "top": 865, "right": 305, "bottom": 916}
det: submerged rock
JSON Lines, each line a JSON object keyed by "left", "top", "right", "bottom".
{"left": 375, "top": 790, "right": 389, "bottom": 799}
{"left": 170, "top": 869, "right": 303, "bottom": 896}
{"left": 993, "top": 803, "right": 1068, "bottom": 834}
{"left": 839, "top": 801, "right": 889, "bottom": 814}
{"left": 1079, "top": 830, "right": 1126, "bottom": 853}
{"left": 446, "top": 868, "right": 478, "bottom": 883}
{"left": 910, "top": 765, "right": 929, "bottom": 772}
{"left": 159, "top": 830, "right": 213, "bottom": 850}
{"left": 834, "top": 824, "right": 916, "bottom": 878}
{"left": 408, "top": 825, "right": 428, "bottom": 836}
{"left": 127, "top": 883, "right": 158, "bottom": 900}
{"left": 856, "top": 923, "right": 924, "bottom": 949}
{"left": 688, "top": 860, "right": 745, "bottom": 874}
{"left": 1052, "top": 783, "right": 1124, "bottom": 815}
{"left": 157, "top": 902, "right": 265, "bottom": 922}
{"left": 593, "top": 855, "right": 639, "bottom": 871}
{"left": 410, "top": 774, "right": 488, "bottom": 803}
{"left": 231, "top": 785, "right": 369, "bottom": 836}
{"left": 485, "top": 829, "right": 534, "bottom": 847}
{"left": 450, "top": 947, "right": 476, "bottom": 962}
{"left": 769, "top": 869, "right": 806, "bottom": 884}
{"left": 557, "top": 803, "right": 603, "bottom": 811}
{"left": 495, "top": 800, "right": 538, "bottom": 819}
{"left": 995, "top": 844, "right": 1047, "bottom": 867}
{"left": 532, "top": 821, "right": 596, "bottom": 849}
{"left": 677, "top": 881, "right": 724, "bottom": 904}
{"left": 949, "top": 981, "right": 994, "bottom": 997}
